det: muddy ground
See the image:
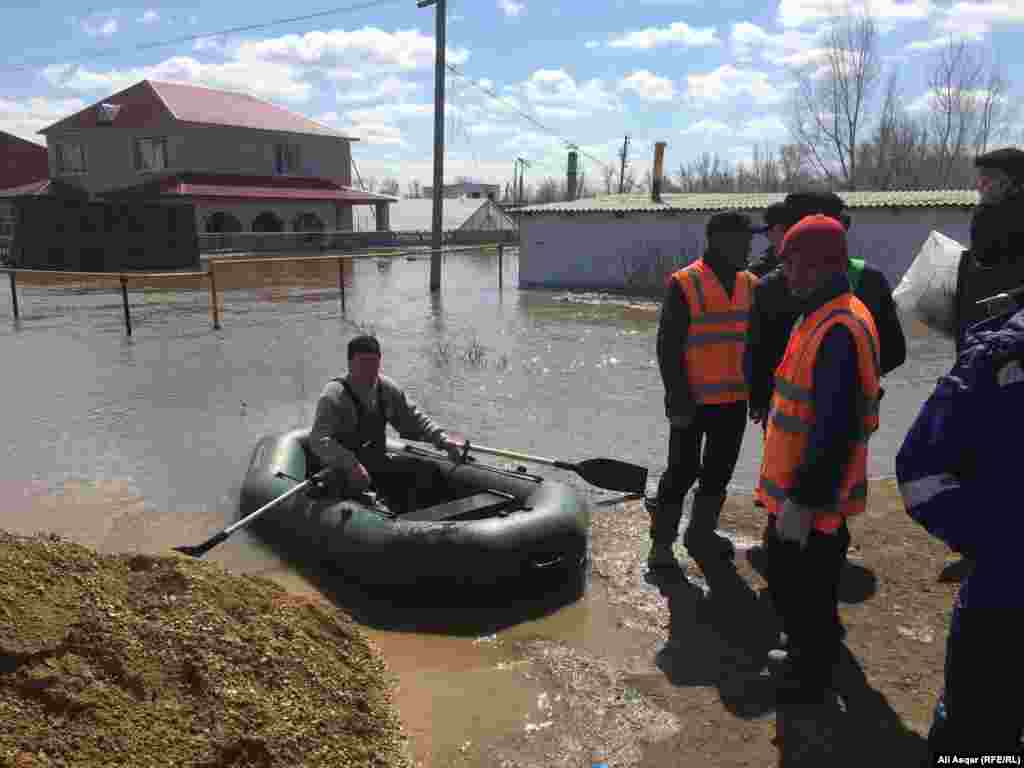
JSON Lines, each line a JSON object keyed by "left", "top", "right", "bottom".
{"left": 436, "top": 480, "right": 953, "bottom": 768}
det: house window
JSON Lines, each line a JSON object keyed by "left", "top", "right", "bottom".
{"left": 274, "top": 143, "right": 301, "bottom": 175}
{"left": 55, "top": 142, "right": 88, "bottom": 174}
{"left": 135, "top": 138, "right": 168, "bottom": 173}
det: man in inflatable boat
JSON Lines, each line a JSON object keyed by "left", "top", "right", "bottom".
{"left": 309, "top": 335, "right": 469, "bottom": 514}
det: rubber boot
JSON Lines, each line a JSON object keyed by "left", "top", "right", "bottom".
{"left": 646, "top": 497, "right": 683, "bottom": 569}
{"left": 683, "top": 493, "right": 735, "bottom": 561}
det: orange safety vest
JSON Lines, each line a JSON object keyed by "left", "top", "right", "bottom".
{"left": 670, "top": 260, "right": 755, "bottom": 405}
{"left": 758, "top": 293, "right": 881, "bottom": 532}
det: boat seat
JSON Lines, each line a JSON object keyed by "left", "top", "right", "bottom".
{"left": 401, "top": 491, "right": 514, "bottom": 523}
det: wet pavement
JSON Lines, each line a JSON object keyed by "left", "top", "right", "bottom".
{"left": 0, "top": 247, "right": 954, "bottom": 765}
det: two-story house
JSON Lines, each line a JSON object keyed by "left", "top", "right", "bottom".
{"left": 36, "top": 79, "right": 396, "bottom": 235}
{"left": 0, "top": 130, "right": 52, "bottom": 238}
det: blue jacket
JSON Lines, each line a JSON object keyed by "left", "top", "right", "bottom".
{"left": 895, "top": 307, "right": 1024, "bottom": 608}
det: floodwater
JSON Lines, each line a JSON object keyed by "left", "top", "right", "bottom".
{"left": 0, "top": 247, "right": 954, "bottom": 765}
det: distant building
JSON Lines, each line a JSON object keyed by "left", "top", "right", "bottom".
{"left": 422, "top": 181, "right": 501, "bottom": 201}
{"left": 0, "top": 131, "right": 50, "bottom": 237}
{"left": 511, "top": 190, "right": 979, "bottom": 292}
{"left": 33, "top": 79, "right": 395, "bottom": 235}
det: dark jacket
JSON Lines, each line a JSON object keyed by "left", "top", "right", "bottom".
{"left": 784, "top": 273, "right": 864, "bottom": 508}
{"left": 897, "top": 307, "right": 1024, "bottom": 608}
{"left": 748, "top": 244, "right": 781, "bottom": 279}
{"left": 656, "top": 254, "right": 741, "bottom": 421}
{"left": 744, "top": 261, "right": 906, "bottom": 413}
{"left": 954, "top": 187, "right": 1024, "bottom": 353}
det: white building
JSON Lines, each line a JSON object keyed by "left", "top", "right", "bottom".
{"left": 422, "top": 181, "right": 501, "bottom": 200}
{"left": 511, "top": 190, "right": 978, "bottom": 292}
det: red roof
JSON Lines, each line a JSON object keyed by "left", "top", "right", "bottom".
{"left": 40, "top": 80, "right": 353, "bottom": 140}
{"left": 99, "top": 172, "right": 396, "bottom": 204}
{"left": 0, "top": 178, "right": 88, "bottom": 199}
{"left": 1, "top": 131, "right": 50, "bottom": 190}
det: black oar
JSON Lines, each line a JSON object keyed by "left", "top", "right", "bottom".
{"left": 174, "top": 469, "right": 330, "bottom": 558}
{"left": 396, "top": 438, "right": 648, "bottom": 494}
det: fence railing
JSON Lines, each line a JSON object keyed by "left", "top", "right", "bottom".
{"left": 3, "top": 243, "right": 516, "bottom": 337}
{"left": 196, "top": 229, "right": 517, "bottom": 254}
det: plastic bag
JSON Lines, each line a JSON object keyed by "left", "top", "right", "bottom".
{"left": 893, "top": 230, "right": 966, "bottom": 338}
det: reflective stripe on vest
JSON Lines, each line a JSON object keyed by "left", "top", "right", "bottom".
{"left": 672, "top": 260, "right": 754, "bottom": 405}
{"left": 758, "top": 294, "right": 881, "bottom": 532}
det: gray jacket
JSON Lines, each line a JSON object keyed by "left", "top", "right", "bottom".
{"left": 310, "top": 374, "right": 448, "bottom": 472}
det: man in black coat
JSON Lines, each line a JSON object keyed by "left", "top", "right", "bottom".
{"left": 953, "top": 147, "right": 1024, "bottom": 355}
{"left": 745, "top": 192, "right": 907, "bottom": 575}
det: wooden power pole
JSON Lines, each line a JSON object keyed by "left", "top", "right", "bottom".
{"left": 419, "top": 0, "right": 446, "bottom": 292}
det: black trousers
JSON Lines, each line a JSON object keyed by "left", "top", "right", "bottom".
{"left": 927, "top": 607, "right": 1024, "bottom": 762}
{"left": 766, "top": 528, "right": 845, "bottom": 695}
{"left": 359, "top": 454, "right": 448, "bottom": 513}
{"left": 656, "top": 401, "right": 748, "bottom": 504}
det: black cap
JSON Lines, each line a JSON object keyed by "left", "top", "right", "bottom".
{"left": 975, "top": 147, "right": 1024, "bottom": 183}
{"left": 348, "top": 334, "right": 381, "bottom": 360}
{"left": 707, "top": 211, "right": 768, "bottom": 236}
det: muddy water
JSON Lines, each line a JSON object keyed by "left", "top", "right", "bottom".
{"left": 0, "top": 248, "right": 954, "bottom": 765}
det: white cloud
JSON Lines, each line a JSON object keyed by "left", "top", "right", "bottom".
{"left": 681, "top": 119, "right": 731, "bottom": 137}
{"left": 0, "top": 95, "right": 88, "bottom": 140}
{"left": 906, "top": 29, "right": 985, "bottom": 50}
{"left": 584, "top": 40, "right": 600, "bottom": 49}
{"left": 336, "top": 77, "right": 419, "bottom": 104}
{"left": 777, "top": 0, "right": 933, "bottom": 28}
{"left": 42, "top": 57, "right": 314, "bottom": 104}
{"left": 607, "top": 21, "right": 719, "bottom": 49}
{"left": 730, "top": 22, "right": 824, "bottom": 66}
{"left": 318, "top": 111, "right": 406, "bottom": 146}
{"left": 680, "top": 115, "right": 789, "bottom": 142}
{"left": 686, "top": 65, "right": 789, "bottom": 106}
{"left": 619, "top": 70, "right": 677, "bottom": 102}
{"left": 934, "top": 1, "right": 1024, "bottom": 39}
{"left": 234, "top": 27, "right": 470, "bottom": 73}
{"left": 465, "top": 122, "right": 519, "bottom": 137}
{"left": 82, "top": 16, "right": 119, "bottom": 38}
{"left": 498, "top": 0, "right": 526, "bottom": 17}
{"left": 513, "top": 68, "right": 621, "bottom": 116}
{"left": 137, "top": 10, "right": 159, "bottom": 24}
{"left": 906, "top": 86, "right": 1007, "bottom": 113}
{"left": 345, "top": 103, "right": 434, "bottom": 123}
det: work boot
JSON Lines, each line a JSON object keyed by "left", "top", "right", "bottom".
{"left": 646, "top": 497, "right": 683, "bottom": 570}
{"left": 683, "top": 493, "right": 735, "bottom": 561}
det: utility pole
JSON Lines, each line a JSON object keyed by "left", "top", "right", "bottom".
{"left": 419, "top": 0, "right": 446, "bottom": 292}
{"left": 517, "top": 158, "right": 529, "bottom": 205}
{"left": 618, "top": 134, "right": 630, "bottom": 194}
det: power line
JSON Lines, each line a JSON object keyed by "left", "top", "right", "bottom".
{"left": 5, "top": 0, "right": 406, "bottom": 73}
{"left": 444, "top": 61, "right": 615, "bottom": 173}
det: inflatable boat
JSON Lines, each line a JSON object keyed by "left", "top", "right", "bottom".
{"left": 239, "top": 429, "right": 591, "bottom": 587}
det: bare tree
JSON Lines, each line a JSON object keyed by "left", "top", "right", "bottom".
{"left": 360, "top": 176, "right": 378, "bottom": 193}
{"left": 602, "top": 163, "right": 617, "bottom": 194}
{"left": 380, "top": 178, "right": 400, "bottom": 196}
{"left": 788, "top": 6, "right": 881, "bottom": 189}
{"left": 406, "top": 180, "right": 422, "bottom": 198}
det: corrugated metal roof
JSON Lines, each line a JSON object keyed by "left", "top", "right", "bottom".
{"left": 510, "top": 189, "right": 979, "bottom": 215}
{"left": 98, "top": 172, "right": 397, "bottom": 204}
{"left": 40, "top": 80, "right": 353, "bottom": 140}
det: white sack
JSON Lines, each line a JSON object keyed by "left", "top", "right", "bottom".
{"left": 893, "top": 231, "right": 966, "bottom": 338}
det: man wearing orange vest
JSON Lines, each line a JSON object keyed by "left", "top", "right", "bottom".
{"left": 758, "top": 214, "right": 881, "bottom": 705}
{"left": 648, "top": 211, "right": 763, "bottom": 571}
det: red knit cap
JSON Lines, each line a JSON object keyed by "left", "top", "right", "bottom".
{"left": 780, "top": 213, "right": 847, "bottom": 270}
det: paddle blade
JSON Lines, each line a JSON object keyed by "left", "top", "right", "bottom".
{"left": 573, "top": 459, "right": 648, "bottom": 494}
{"left": 173, "top": 531, "right": 229, "bottom": 559}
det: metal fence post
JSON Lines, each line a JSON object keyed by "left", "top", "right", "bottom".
{"left": 9, "top": 271, "right": 18, "bottom": 320}
{"left": 338, "top": 257, "right": 346, "bottom": 314}
{"left": 120, "top": 275, "right": 132, "bottom": 337}
{"left": 498, "top": 244, "right": 503, "bottom": 293}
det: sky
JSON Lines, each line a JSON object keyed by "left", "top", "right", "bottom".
{"left": 1, "top": 0, "right": 1022, "bottom": 194}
